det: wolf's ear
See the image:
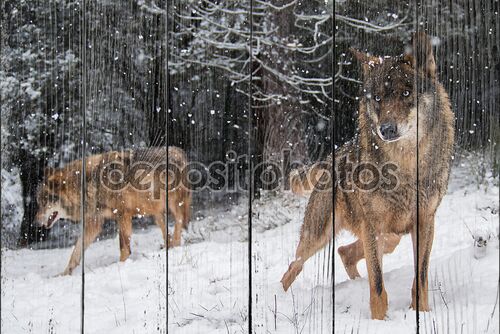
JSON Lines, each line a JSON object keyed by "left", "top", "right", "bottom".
{"left": 349, "top": 48, "right": 381, "bottom": 77}
{"left": 349, "top": 48, "right": 374, "bottom": 63}
{"left": 405, "top": 32, "right": 436, "bottom": 79}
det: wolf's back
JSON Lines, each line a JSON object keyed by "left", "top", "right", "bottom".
{"left": 128, "top": 146, "right": 190, "bottom": 196}
{"left": 131, "top": 146, "right": 187, "bottom": 167}
{"left": 289, "top": 162, "right": 328, "bottom": 195}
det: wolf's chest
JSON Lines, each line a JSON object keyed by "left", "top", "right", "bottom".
{"left": 365, "top": 183, "right": 417, "bottom": 233}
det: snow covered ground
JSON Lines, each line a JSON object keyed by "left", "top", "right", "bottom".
{"left": 1, "top": 164, "right": 499, "bottom": 333}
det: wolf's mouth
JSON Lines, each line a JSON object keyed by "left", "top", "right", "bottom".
{"left": 375, "top": 127, "right": 413, "bottom": 143}
{"left": 377, "top": 130, "right": 401, "bottom": 142}
{"left": 46, "top": 211, "right": 59, "bottom": 228}
{"left": 373, "top": 128, "right": 401, "bottom": 143}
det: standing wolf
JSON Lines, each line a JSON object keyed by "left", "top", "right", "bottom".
{"left": 289, "top": 164, "right": 402, "bottom": 281}
{"left": 281, "top": 33, "right": 454, "bottom": 319}
{"left": 35, "top": 146, "right": 191, "bottom": 275}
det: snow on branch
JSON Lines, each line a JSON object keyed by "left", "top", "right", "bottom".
{"left": 167, "top": 0, "right": 406, "bottom": 107}
{"left": 336, "top": 13, "right": 408, "bottom": 32}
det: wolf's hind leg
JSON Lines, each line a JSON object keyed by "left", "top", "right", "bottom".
{"left": 153, "top": 213, "right": 168, "bottom": 248}
{"left": 118, "top": 213, "right": 133, "bottom": 262}
{"left": 338, "top": 239, "right": 364, "bottom": 279}
{"left": 170, "top": 219, "right": 183, "bottom": 248}
{"left": 168, "top": 196, "right": 185, "bottom": 248}
{"left": 281, "top": 215, "right": 333, "bottom": 291}
{"left": 62, "top": 219, "right": 103, "bottom": 275}
{"left": 338, "top": 233, "right": 401, "bottom": 280}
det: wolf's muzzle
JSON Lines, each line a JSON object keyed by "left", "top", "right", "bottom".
{"left": 379, "top": 123, "right": 399, "bottom": 141}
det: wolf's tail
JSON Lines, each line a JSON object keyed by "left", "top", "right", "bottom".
{"left": 300, "top": 155, "right": 335, "bottom": 241}
{"left": 289, "top": 163, "right": 326, "bottom": 195}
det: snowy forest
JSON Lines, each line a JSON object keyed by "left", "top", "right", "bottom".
{"left": 0, "top": 0, "right": 499, "bottom": 333}
{"left": 1, "top": 0, "right": 498, "bottom": 246}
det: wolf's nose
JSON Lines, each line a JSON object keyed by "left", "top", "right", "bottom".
{"left": 379, "top": 123, "right": 398, "bottom": 140}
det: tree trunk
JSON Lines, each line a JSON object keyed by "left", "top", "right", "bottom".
{"left": 17, "top": 150, "right": 46, "bottom": 247}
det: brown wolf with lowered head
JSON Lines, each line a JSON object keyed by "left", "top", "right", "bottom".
{"left": 281, "top": 33, "right": 454, "bottom": 320}
{"left": 35, "top": 146, "right": 191, "bottom": 275}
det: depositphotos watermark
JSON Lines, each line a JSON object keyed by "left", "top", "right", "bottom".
{"left": 99, "top": 149, "right": 399, "bottom": 198}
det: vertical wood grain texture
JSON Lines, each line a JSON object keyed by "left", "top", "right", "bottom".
{"left": 82, "top": 2, "right": 167, "bottom": 332}
{"left": 251, "top": 1, "right": 334, "bottom": 333}
{"left": 166, "top": 1, "right": 250, "bottom": 332}
{"left": 1, "top": 1, "right": 84, "bottom": 332}
{"left": 0, "top": 1, "right": 498, "bottom": 334}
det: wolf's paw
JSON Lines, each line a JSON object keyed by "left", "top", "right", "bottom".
{"left": 119, "top": 254, "right": 130, "bottom": 262}
{"left": 344, "top": 264, "right": 361, "bottom": 280}
{"left": 410, "top": 288, "right": 431, "bottom": 311}
{"left": 280, "top": 261, "right": 303, "bottom": 292}
{"left": 410, "top": 300, "right": 431, "bottom": 312}
{"left": 56, "top": 268, "right": 72, "bottom": 277}
{"left": 370, "top": 308, "right": 388, "bottom": 321}
{"left": 280, "top": 274, "right": 292, "bottom": 292}
{"left": 370, "top": 290, "right": 388, "bottom": 320}
{"left": 167, "top": 235, "right": 181, "bottom": 248}
{"left": 338, "top": 246, "right": 361, "bottom": 280}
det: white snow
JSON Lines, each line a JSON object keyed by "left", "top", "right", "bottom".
{"left": 0, "top": 168, "right": 24, "bottom": 248}
{"left": 1, "top": 165, "right": 498, "bottom": 333}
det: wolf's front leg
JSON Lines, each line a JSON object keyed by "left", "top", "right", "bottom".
{"left": 281, "top": 215, "right": 333, "bottom": 291}
{"left": 61, "top": 237, "right": 83, "bottom": 276}
{"left": 61, "top": 220, "right": 103, "bottom": 275}
{"left": 410, "top": 213, "right": 435, "bottom": 312}
{"left": 339, "top": 233, "right": 402, "bottom": 280}
{"left": 361, "top": 222, "right": 388, "bottom": 320}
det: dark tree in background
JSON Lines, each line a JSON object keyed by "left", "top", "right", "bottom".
{"left": 1, "top": 1, "right": 83, "bottom": 246}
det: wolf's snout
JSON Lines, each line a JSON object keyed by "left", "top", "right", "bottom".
{"left": 379, "top": 123, "right": 398, "bottom": 141}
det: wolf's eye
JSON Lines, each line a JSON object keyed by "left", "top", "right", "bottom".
{"left": 374, "top": 95, "right": 381, "bottom": 102}
{"left": 402, "top": 90, "right": 410, "bottom": 97}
